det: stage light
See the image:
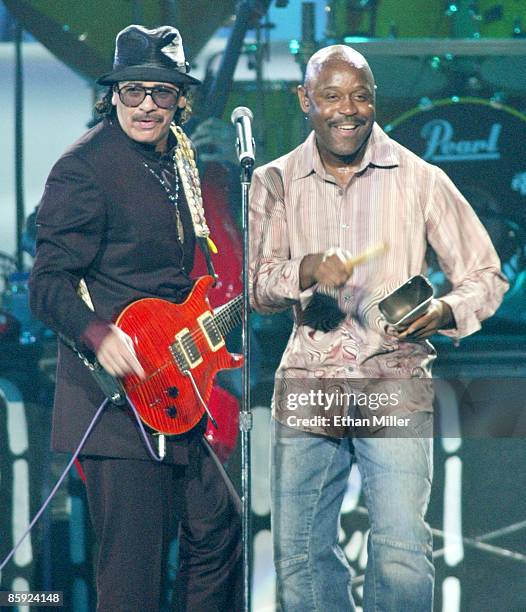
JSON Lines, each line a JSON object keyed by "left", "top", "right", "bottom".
{"left": 288, "top": 39, "right": 300, "bottom": 55}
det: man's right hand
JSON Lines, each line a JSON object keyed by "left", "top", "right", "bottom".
{"left": 96, "top": 324, "right": 145, "bottom": 379}
{"left": 300, "top": 248, "right": 353, "bottom": 290}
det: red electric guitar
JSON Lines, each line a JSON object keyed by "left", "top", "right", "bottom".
{"left": 115, "top": 275, "right": 242, "bottom": 435}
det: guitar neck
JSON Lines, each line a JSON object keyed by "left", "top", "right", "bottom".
{"left": 213, "top": 294, "right": 243, "bottom": 336}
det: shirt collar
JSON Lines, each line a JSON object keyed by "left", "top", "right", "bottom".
{"left": 106, "top": 116, "right": 178, "bottom": 163}
{"left": 293, "top": 122, "right": 400, "bottom": 181}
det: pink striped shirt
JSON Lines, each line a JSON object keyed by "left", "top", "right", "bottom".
{"left": 249, "top": 124, "right": 508, "bottom": 418}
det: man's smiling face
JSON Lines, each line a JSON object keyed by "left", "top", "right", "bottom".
{"left": 298, "top": 56, "right": 376, "bottom": 167}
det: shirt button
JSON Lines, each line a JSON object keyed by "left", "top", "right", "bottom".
{"left": 338, "top": 189, "right": 343, "bottom": 196}
{"left": 342, "top": 223, "right": 350, "bottom": 229}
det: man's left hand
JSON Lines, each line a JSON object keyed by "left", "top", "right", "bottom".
{"left": 394, "top": 299, "right": 454, "bottom": 340}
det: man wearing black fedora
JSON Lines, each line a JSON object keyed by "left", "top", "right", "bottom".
{"left": 29, "top": 25, "right": 242, "bottom": 611}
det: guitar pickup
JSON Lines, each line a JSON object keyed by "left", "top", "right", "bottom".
{"left": 197, "top": 312, "right": 225, "bottom": 352}
{"left": 170, "top": 328, "right": 203, "bottom": 371}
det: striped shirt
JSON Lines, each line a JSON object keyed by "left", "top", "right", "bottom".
{"left": 249, "top": 124, "right": 508, "bottom": 422}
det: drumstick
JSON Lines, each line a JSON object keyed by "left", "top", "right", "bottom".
{"left": 343, "top": 243, "right": 387, "bottom": 274}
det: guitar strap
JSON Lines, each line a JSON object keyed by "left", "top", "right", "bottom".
{"left": 171, "top": 124, "right": 218, "bottom": 281}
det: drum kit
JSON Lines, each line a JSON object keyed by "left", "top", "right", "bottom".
{"left": 385, "top": 97, "right": 526, "bottom": 328}
{"left": 0, "top": 253, "right": 20, "bottom": 343}
{"left": 0, "top": 236, "right": 52, "bottom": 349}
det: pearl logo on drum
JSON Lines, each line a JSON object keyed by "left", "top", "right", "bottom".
{"left": 421, "top": 119, "right": 502, "bottom": 162}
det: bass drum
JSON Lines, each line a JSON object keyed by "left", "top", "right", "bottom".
{"left": 385, "top": 98, "right": 526, "bottom": 329}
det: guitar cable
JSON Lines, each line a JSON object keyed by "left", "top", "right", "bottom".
{"left": 186, "top": 369, "right": 219, "bottom": 429}
{"left": 0, "top": 393, "right": 165, "bottom": 573}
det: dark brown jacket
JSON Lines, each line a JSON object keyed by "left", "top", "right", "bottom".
{"left": 29, "top": 117, "right": 202, "bottom": 462}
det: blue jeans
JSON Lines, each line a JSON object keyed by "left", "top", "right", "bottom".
{"left": 271, "top": 415, "right": 434, "bottom": 612}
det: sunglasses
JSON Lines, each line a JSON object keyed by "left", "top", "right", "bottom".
{"left": 115, "top": 84, "right": 182, "bottom": 109}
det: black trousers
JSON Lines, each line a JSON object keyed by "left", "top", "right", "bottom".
{"left": 80, "top": 438, "right": 242, "bottom": 612}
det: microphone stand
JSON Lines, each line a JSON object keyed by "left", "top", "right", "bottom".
{"left": 239, "top": 157, "right": 254, "bottom": 612}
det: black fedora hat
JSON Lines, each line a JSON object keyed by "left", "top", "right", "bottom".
{"left": 97, "top": 25, "right": 201, "bottom": 86}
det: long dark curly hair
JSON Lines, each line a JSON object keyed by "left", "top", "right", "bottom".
{"left": 94, "top": 85, "right": 193, "bottom": 125}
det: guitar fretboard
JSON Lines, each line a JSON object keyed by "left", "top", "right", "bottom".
{"left": 213, "top": 294, "right": 243, "bottom": 337}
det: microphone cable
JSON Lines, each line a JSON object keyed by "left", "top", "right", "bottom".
{"left": 0, "top": 394, "right": 164, "bottom": 573}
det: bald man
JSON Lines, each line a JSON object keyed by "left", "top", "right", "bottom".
{"left": 249, "top": 46, "right": 507, "bottom": 611}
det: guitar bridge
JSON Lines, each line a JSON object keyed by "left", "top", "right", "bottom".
{"left": 170, "top": 328, "right": 203, "bottom": 372}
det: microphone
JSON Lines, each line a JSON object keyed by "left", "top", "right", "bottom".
{"left": 231, "top": 106, "right": 255, "bottom": 167}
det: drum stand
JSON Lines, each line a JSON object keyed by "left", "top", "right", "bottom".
{"left": 351, "top": 505, "right": 526, "bottom": 587}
